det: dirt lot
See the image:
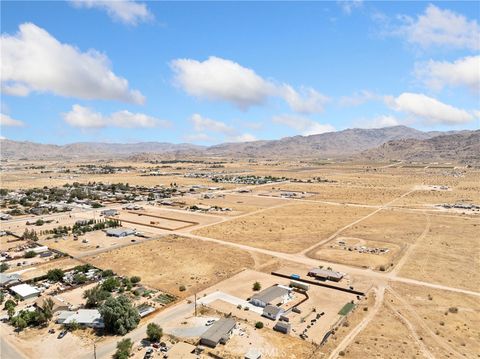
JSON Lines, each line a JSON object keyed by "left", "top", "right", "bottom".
{"left": 398, "top": 215, "right": 480, "bottom": 292}
{"left": 179, "top": 193, "right": 286, "bottom": 215}
{"left": 83, "top": 235, "right": 267, "bottom": 297}
{"left": 310, "top": 236, "right": 403, "bottom": 271}
{"left": 275, "top": 182, "right": 408, "bottom": 205}
{"left": 195, "top": 202, "right": 372, "bottom": 253}
{"left": 116, "top": 205, "right": 223, "bottom": 232}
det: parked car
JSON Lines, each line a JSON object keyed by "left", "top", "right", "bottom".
{"left": 57, "top": 330, "right": 67, "bottom": 339}
{"left": 205, "top": 319, "right": 215, "bottom": 326}
{"left": 48, "top": 328, "right": 55, "bottom": 334}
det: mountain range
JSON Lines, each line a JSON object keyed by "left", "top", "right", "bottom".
{"left": 1, "top": 126, "right": 478, "bottom": 163}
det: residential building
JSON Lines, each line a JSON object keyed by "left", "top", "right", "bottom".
{"left": 57, "top": 309, "right": 104, "bottom": 328}
{"left": 262, "top": 305, "right": 284, "bottom": 320}
{"left": 10, "top": 283, "right": 40, "bottom": 300}
{"left": 249, "top": 285, "right": 291, "bottom": 307}
{"left": 273, "top": 321, "right": 291, "bottom": 334}
{"left": 105, "top": 228, "right": 135, "bottom": 237}
{"left": 200, "top": 317, "right": 236, "bottom": 348}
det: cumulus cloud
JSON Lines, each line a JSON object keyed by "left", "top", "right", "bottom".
{"left": 280, "top": 85, "right": 330, "bottom": 113}
{"left": 386, "top": 92, "right": 474, "bottom": 125}
{"left": 171, "top": 56, "right": 328, "bottom": 113}
{"left": 339, "top": 90, "right": 379, "bottom": 107}
{"left": 191, "top": 113, "right": 236, "bottom": 135}
{"left": 415, "top": 55, "right": 480, "bottom": 92}
{"left": 272, "top": 114, "right": 335, "bottom": 136}
{"left": 338, "top": 0, "right": 363, "bottom": 15}
{"left": 355, "top": 115, "right": 401, "bottom": 129}
{"left": 396, "top": 4, "right": 480, "bottom": 50}
{"left": 1, "top": 23, "right": 144, "bottom": 104}
{"left": 0, "top": 113, "right": 25, "bottom": 127}
{"left": 63, "top": 105, "right": 168, "bottom": 128}
{"left": 70, "top": 0, "right": 153, "bottom": 25}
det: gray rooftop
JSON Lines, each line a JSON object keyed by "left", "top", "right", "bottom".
{"left": 0, "top": 273, "right": 21, "bottom": 286}
{"left": 106, "top": 228, "right": 135, "bottom": 236}
{"left": 200, "top": 317, "right": 236, "bottom": 344}
{"left": 309, "top": 268, "right": 343, "bottom": 279}
{"left": 251, "top": 285, "right": 290, "bottom": 304}
{"left": 263, "top": 304, "right": 283, "bottom": 317}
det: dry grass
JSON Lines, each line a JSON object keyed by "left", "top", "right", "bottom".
{"left": 398, "top": 215, "right": 480, "bottom": 291}
{"left": 83, "top": 235, "right": 258, "bottom": 297}
{"left": 194, "top": 202, "right": 372, "bottom": 253}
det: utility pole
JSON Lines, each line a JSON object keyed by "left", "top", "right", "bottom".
{"left": 93, "top": 342, "right": 96, "bottom": 359}
{"left": 194, "top": 293, "right": 197, "bottom": 317}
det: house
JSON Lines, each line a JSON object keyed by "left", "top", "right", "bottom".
{"left": 10, "top": 283, "right": 40, "bottom": 300}
{"left": 0, "top": 273, "right": 21, "bottom": 287}
{"left": 105, "top": 228, "right": 135, "bottom": 237}
{"left": 250, "top": 285, "right": 292, "bottom": 308}
{"left": 308, "top": 268, "right": 344, "bottom": 282}
{"left": 34, "top": 295, "right": 69, "bottom": 313}
{"left": 56, "top": 309, "right": 104, "bottom": 328}
{"left": 101, "top": 209, "right": 118, "bottom": 217}
{"left": 262, "top": 305, "right": 284, "bottom": 320}
{"left": 200, "top": 317, "right": 236, "bottom": 348}
{"left": 273, "top": 321, "right": 291, "bottom": 334}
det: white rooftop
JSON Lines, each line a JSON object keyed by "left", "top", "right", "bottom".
{"left": 10, "top": 283, "right": 40, "bottom": 298}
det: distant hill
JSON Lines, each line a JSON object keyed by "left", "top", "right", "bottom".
{"left": 204, "top": 126, "right": 434, "bottom": 158}
{"left": 0, "top": 140, "right": 204, "bottom": 159}
{"left": 361, "top": 130, "right": 480, "bottom": 164}
{"left": 1, "top": 126, "right": 475, "bottom": 162}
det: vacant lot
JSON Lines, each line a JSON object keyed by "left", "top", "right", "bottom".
{"left": 340, "top": 208, "right": 428, "bottom": 245}
{"left": 84, "top": 235, "right": 261, "bottom": 297}
{"left": 276, "top": 182, "right": 408, "bottom": 205}
{"left": 195, "top": 202, "right": 372, "bottom": 253}
{"left": 398, "top": 216, "right": 480, "bottom": 291}
{"left": 310, "top": 236, "right": 403, "bottom": 270}
{"left": 389, "top": 283, "right": 480, "bottom": 358}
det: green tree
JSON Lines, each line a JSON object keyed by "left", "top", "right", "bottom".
{"left": 83, "top": 285, "right": 111, "bottom": 308}
{"left": 130, "top": 276, "right": 141, "bottom": 284}
{"left": 12, "top": 316, "right": 27, "bottom": 331}
{"left": 24, "top": 250, "right": 37, "bottom": 258}
{"left": 41, "top": 298, "right": 54, "bottom": 322}
{"left": 73, "top": 273, "right": 87, "bottom": 284}
{"left": 46, "top": 268, "right": 64, "bottom": 282}
{"left": 0, "top": 262, "right": 9, "bottom": 272}
{"left": 101, "top": 276, "right": 120, "bottom": 292}
{"left": 146, "top": 322, "right": 163, "bottom": 342}
{"left": 253, "top": 282, "right": 261, "bottom": 291}
{"left": 99, "top": 296, "right": 140, "bottom": 335}
{"left": 4, "top": 299, "right": 16, "bottom": 311}
{"left": 114, "top": 338, "right": 133, "bottom": 359}
{"left": 255, "top": 321, "right": 264, "bottom": 329}
{"left": 7, "top": 306, "right": 15, "bottom": 319}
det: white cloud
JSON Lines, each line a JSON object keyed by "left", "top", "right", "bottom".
{"left": 229, "top": 133, "right": 257, "bottom": 142}
{"left": 171, "top": 56, "right": 328, "bottom": 113}
{"left": 272, "top": 114, "right": 335, "bottom": 136}
{"left": 339, "top": 90, "right": 379, "bottom": 107}
{"left": 415, "top": 55, "right": 480, "bottom": 92}
{"left": 356, "top": 115, "right": 401, "bottom": 129}
{"left": 183, "top": 133, "right": 214, "bottom": 143}
{"left": 0, "top": 113, "right": 25, "bottom": 127}
{"left": 70, "top": 0, "right": 153, "bottom": 25}
{"left": 280, "top": 85, "right": 330, "bottom": 113}
{"left": 63, "top": 105, "right": 168, "bottom": 128}
{"left": 191, "top": 113, "right": 236, "bottom": 135}
{"left": 1, "top": 23, "right": 144, "bottom": 104}
{"left": 338, "top": 0, "right": 363, "bottom": 15}
{"left": 0, "top": 136, "right": 6, "bottom": 140}
{"left": 397, "top": 4, "right": 480, "bottom": 50}
{"left": 386, "top": 92, "right": 474, "bottom": 125}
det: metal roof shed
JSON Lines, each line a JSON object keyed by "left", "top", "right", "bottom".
{"left": 200, "top": 318, "right": 236, "bottom": 348}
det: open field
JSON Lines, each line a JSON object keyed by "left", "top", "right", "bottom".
{"left": 194, "top": 202, "right": 373, "bottom": 253}
{"left": 275, "top": 182, "right": 407, "bottom": 205}
{"left": 310, "top": 236, "right": 403, "bottom": 270}
{"left": 83, "top": 235, "right": 271, "bottom": 297}
{"left": 40, "top": 230, "right": 155, "bottom": 257}
{"left": 398, "top": 215, "right": 480, "bottom": 292}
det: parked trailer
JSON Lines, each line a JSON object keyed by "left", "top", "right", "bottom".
{"left": 290, "top": 274, "right": 300, "bottom": 280}
{"left": 290, "top": 280, "right": 310, "bottom": 291}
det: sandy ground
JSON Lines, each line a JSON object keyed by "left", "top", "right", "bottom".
{"left": 398, "top": 215, "right": 480, "bottom": 292}
{"left": 194, "top": 202, "right": 372, "bottom": 253}
{"left": 83, "top": 235, "right": 269, "bottom": 297}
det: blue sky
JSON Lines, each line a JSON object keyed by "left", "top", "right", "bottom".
{"left": 1, "top": 1, "right": 479, "bottom": 145}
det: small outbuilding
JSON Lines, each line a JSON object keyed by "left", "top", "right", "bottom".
{"left": 0, "top": 273, "right": 21, "bottom": 287}
{"left": 262, "top": 305, "right": 284, "bottom": 321}
{"left": 101, "top": 209, "right": 118, "bottom": 217}
{"left": 200, "top": 317, "right": 236, "bottom": 348}
{"left": 308, "top": 268, "right": 344, "bottom": 282}
{"left": 273, "top": 321, "right": 291, "bottom": 334}
{"left": 105, "top": 228, "right": 135, "bottom": 237}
